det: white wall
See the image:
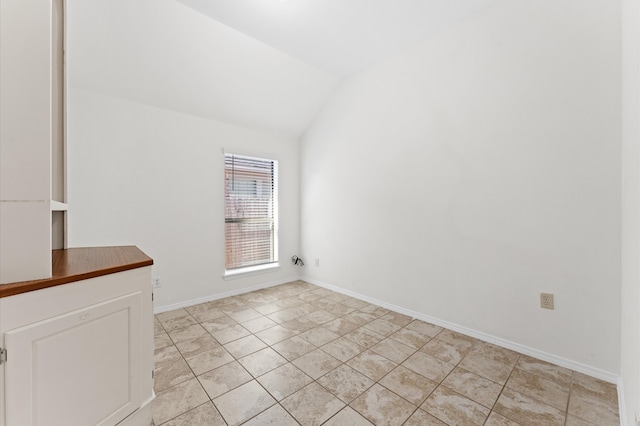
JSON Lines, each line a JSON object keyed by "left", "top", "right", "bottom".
{"left": 301, "top": 0, "right": 621, "bottom": 374}
{"left": 64, "top": 0, "right": 337, "bottom": 308}
{"left": 0, "top": 0, "right": 52, "bottom": 283}
{"left": 621, "top": 0, "right": 640, "bottom": 421}
{"left": 67, "top": 89, "right": 300, "bottom": 308}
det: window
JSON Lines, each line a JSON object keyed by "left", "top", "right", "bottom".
{"left": 224, "top": 153, "right": 278, "bottom": 272}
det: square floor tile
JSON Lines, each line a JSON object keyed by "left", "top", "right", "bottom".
{"left": 227, "top": 308, "right": 262, "bottom": 323}
{"left": 167, "top": 324, "right": 209, "bottom": 344}
{"left": 344, "top": 327, "right": 385, "bottom": 349}
{"left": 299, "top": 327, "right": 340, "bottom": 346}
{"left": 155, "top": 345, "right": 182, "bottom": 368}
{"left": 567, "top": 373, "right": 619, "bottom": 425}
{"left": 321, "top": 336, "right": 366, "bottom": 362}
{"left": 305, "top": 309, "right": 337, "bottom": 325}
{"left": 506, "top": 368, "right": 569, "bottom": 411}
{"left": 239, "top": 347, "right": 288, "bottom": 377}
{"left": 154, "top": 332, "right": 173, "bottom": 350}
{"left": 404, "top": 409, "right": 448, "bottom": 425}
{"left": 255, "top": 302, "right": 285, "bottom": 316}
{"left": 255, "top": 324, "right": 297, "bottom": 345}
{"left": 421, "top": 338, "right": 470, "bottom": 364}
{"left": 324, "top": 302, "right": 357, "bottom": 317}
{"left": 241, "top": 315, "right": 278, "bottom": 333}
{"left": 154, "top": 358, "right": 194, "bottom": 393}
{"left": 161, "top": 315, "right": 199, "bottom": 333}
{"left": 184, "top": 300, "right": 220, "bottom": 314}
{"left": 404, "top": 320, "right": 443, "bottom": 338}
{"left": 200, "top": 315, "right": 238, "bottom": 333}
{"left": 154, "top": 318, "right": 165, "bottom": 336}
{"left": 190, "top": 308, "right": 227, "bottom": 323}
{"left": 379, "top": 365, "right": 437, "bottom": 405}
{"left": 344, "top": 311, "right": 378, "bottom": 326}
{"left": 224, "top": 334, "right": 267, "bottom": 359}
{"left": 197, "top": 361, "right": 252, "bottom": 400}
{"left": 370, "top": 338, "right": 416, "bottom": 363}
{"left": 213, "top": 380, "right": 276, "bottom": 426}
{"left": 161, "top": 401, "right": 226, "bottom": 426}
{"left": 242, "top": 404, "right": 299, "bottom": 426}
{"left": 281, "top": 382, "right": 345, "bottom": 426}
{"left": 317, "top": 364, "right": 375, "bottom": 403}
{"left": 351, "top": 383, "right": 416, "bottom": 426}
{"left": 267, "top": 307, "right": 307, "bottom": 323}
{"left": 340, "top": 297, "right": 369, "bottom": 309}
{"left": 282, "top": 316, "right": 319, "bottom": 334}
{"left": 459, "top": 355, "right": 514, "bottom": 385}
{"left": 358, "top": 304, "right": 390, "bottom": 317}
{"left": 380, "top": 312, "right": 413, "bottom": 327}
{"left": 442, "top": 367, "right": 503, "bottom": 408}
{"left": 210, "top": 324, "right": 251, "bottom": 345}
{"left": 347, "top": 349, "right": 398, "bottom": 381}
{"left": 323, "top": 407, "right": 374, "bottom": 426}
{"left": 175, "top": 335, "right": 220, "bottom": 359}
{"left": 494, "top": 387, "right": 565, "bottom": 426}
{"left": 422, "top": 385, "right": 490, "bottom": 426}
{"left": 485, "top": 411, "right": 522, "bottom": 426}
{"left": 272, "top": 335, "right": 316, "bottom": 361}
{"left": 292, "top": 349, "right": 342, "bottom": 379}
{"left": 389, "top": 327, "right": 433, "bottom": 349}
{"left": 156, "top": 309, "right": 191, "bottom": 323}
{"left": 257, "top": 363, "right": 313, "bottom": 400}
{"left": 402, "top": 351, "right": 454, "bottom": 383}
{"left": 515, "top": 355, "right": 572, "bottom": 385}
{"left": 363, "top": 318, "right": 402, "bottom": 337}
{"left": 433, "top": 329, "right": 477, "bottom": 350}
{"left": 312, "top": 298, "right": 338, "bottom": 311}
{"left": 185, "top": 346, "right": 234, "bottom": 376}
{"left": 152, "top": 378, "right": 209, "bottom": 426}
{"left": 323, "top": 317, "right": 362, "bottom": 335}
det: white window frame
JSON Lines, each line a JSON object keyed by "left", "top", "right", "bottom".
{"left": 223, "top": 151, "right": 279, "bottom": 278}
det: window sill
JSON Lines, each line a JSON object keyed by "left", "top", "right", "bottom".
{"left": 223, "top": 263, "right": 280, "bottom": 280}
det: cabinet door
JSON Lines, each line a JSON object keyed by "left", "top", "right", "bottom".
{"left": 4, "top": 292, "right": 141, "bottom": 426}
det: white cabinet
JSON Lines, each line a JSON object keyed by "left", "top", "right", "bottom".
{"left": 5, "top": 294, "right": 140, "bottom": 426}
{"left": 0, "top": 0, "right": 55, "bottom": 284}
{"left": 0, "top": 258, "right": 154, "bottom": 426}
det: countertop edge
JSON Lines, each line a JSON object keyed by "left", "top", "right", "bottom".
{"left": 0, "top": 246, "right": 154, "bottom": 298}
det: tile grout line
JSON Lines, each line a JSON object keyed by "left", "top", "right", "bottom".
{"left": 485, "top": 353, "right": 522, "bottom": 426}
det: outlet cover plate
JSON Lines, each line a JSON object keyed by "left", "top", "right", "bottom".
{"left": 540, "top": 293, "right": 554, "bottom": 310}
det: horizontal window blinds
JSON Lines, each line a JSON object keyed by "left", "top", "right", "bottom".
{"left": 224, "top": 153, "right": 278, "bottom": 270}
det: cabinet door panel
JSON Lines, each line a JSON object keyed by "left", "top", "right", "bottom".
{"left": 4, "top": 292, "right": 141, "bottom": 426}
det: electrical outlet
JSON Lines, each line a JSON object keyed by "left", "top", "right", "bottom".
{"left": 540, "top": 293, "right": 554, "bottom": 310}
{"left": 315, "top": 258, "right": 320, "bottom": 267}
{"left": 153, "top": 278, "right": 161, "bottom": 288}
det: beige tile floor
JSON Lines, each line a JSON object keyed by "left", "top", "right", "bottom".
{"left": 152, "top": 281, "right": 619, "bottom": 426}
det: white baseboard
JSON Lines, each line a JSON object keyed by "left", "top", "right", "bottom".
{"left": 121, "top": 394, "right": 155, "bottom": 426}
{"left": 153, "top": 275, "right": 299, "bottom": 314}
{"left": 301, "top": 276, "right": 620, "bottom": 385}
{"left": 617, "top": 376, "right": 628, "bottom": 426}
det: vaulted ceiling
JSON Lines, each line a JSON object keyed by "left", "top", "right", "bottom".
{"left": 176, "top": 0, "right": 499, "bottom": 76}
{"left": 68, "top": 0, "right": 498, "bottom": 136}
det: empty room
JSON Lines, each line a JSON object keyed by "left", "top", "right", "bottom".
{"left": 2, "top": 0, "right": 640, "bottom": 425}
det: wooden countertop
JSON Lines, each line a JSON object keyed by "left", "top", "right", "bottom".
{"left": 0, "top": 246, "right": 153, "bottom": 298}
